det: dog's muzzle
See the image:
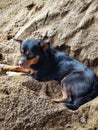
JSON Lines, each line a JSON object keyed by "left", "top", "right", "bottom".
{"left": 18, "top": 56, "right": 26, "bottom": 66}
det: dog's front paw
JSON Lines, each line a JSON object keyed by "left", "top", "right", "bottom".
{"left": 6, "top": 71, "right": 16, "bottom": 76}
{"left": 6, "top": 71, "right": 23, "bottom": 76}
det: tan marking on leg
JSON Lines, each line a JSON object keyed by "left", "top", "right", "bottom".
{"left": 51, "top": 89, "right": 68, "bottom": 103}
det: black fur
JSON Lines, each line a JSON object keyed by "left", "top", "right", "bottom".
{"left": 19, "top": 39, "right": 98, "bottom": 110}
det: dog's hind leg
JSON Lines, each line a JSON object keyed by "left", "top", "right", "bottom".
{"left": 51, "top": 87, "right": 72, "bottom": 103}
{"left": 63, "top": 90, "right": 98, "bottom": 110}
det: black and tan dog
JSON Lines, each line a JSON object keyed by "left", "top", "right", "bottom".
{"left": 1, "top": 39, "right": 98, "bottom": 110}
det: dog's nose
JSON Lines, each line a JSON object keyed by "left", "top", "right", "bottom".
{"left": 18, "top": 60, "right": 23, "bottom": 66}
{"left": 18, "top": 56, "right": 26, "bottom": 66}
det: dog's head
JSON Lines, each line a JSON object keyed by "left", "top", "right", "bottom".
{"left": 14, "top": 38, "right": 50, "bottom": 68}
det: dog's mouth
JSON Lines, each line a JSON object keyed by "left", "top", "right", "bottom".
{"left": 18, "top": 55, "right": 40, "bottom": 68}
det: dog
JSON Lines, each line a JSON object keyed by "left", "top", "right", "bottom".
{"left": 1, "top": 39, "right": 98, "bottom": 110}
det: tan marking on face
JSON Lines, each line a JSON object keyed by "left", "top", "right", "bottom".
{"left": 26, "top": 51, "right": 30, "bottom": 55}
{"left": 22, "top": 55, "right": 40, "bottom": 68}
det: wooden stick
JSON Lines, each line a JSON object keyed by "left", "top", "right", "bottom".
{"left": 0, "top": 64, "right": 36, "bottom": 74}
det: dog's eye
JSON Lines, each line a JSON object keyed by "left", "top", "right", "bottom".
{"left": 27, "top": 52, "right": 35, "bottom": 59}
{"left": 26, "top": 51, "right": 30, "bottom": 55}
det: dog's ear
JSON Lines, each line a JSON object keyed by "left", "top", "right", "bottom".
{"left": 13, "top": 38, "right": 23, "bottom": 44}
{"left": 38, "top": 41, "right": 50, "bottom": 51}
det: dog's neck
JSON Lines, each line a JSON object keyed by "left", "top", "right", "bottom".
{"left": 30, "top": 48, "right": 57, "bottom": 71}
{"left": 30, "top": 48, "right": 75, "bottom": 81}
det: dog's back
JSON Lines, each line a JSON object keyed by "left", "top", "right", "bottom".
{"left": 31, "top": 46, "right": 98, "bottom": 110}
{"left": 32, "top": 47, "right": 96, "bottom": 82}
